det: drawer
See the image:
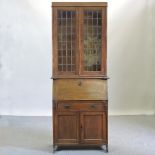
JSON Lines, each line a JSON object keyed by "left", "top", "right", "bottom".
{"left": 57, "top": 102, "right": 107, "bottom": 111}
{"left": 53, "top": 79, "right": 108, "bottom": 100}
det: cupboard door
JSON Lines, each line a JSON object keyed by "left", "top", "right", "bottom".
{"left": 54, "top": 112, "right": 79, "bottom": 144}
{"left": 53, "top": 7, "right": 78, "bottom": 76}
{"left": 79, "top": 7, "right": 107, "bottom": 75}
{"left": 80, "top": 112, "right": 107, "bottom": 144}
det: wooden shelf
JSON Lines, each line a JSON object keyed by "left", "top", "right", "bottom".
{"left": 51, "top": 76, "right": 109, "bottom": 80}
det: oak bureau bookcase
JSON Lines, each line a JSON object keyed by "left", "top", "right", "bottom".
{"left": 52, "top": 2, "right": 108, "bottom": 152}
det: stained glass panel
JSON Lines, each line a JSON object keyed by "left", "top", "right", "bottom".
{"left": 83, "top": 10, "right": 102, "bottom": 71}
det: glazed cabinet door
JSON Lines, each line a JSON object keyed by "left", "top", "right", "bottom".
{"left": 54, "top": 112, "right": 79, "bottom": 144}
{"left": 80, "top": 112, "right": 107, "bottom": 144}
{"left": 79, "top": 7, "right": 107, "bottom": 75}
{"left": 53, "top": 7, "right": 78, "bottom": 76}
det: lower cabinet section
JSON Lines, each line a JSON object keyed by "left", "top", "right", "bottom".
{"left": 53, "top": 101, "right": 108, "bottom": 147}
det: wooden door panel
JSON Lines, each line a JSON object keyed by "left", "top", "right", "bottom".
{"left": 53, "top": 7, "right": 79, "bottom": 76}
{"left": 55, "top": 112, "right": 79, "bottom": 144}
{"left": 80, "top": 112, "right": 107, "bottom": 144}
{"left": 79, "top": 7, "right": 107, "bottom": 75}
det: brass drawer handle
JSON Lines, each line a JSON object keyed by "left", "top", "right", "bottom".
{"left": 91, "top": 104, "right": 96, "bottom": 108}
{"left": 64, "top": 105, "right": 71, "bottom": 109}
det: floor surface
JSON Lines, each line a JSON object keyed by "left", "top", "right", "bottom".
{"left": 0, "top": 115, "right": 155, "bottom": 155}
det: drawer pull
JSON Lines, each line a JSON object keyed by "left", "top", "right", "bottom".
{"left": 91, "top": 104, "right": 96, "bottom": 108}
{"left": 64, "top": 105, "right": 71, "bottom": 109}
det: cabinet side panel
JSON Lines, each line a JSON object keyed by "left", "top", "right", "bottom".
{"left": 53, "top": 8, "right": 58, "bottom": 75}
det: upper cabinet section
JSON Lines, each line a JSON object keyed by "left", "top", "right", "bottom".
{"left": 52, "top": 3, "right": 107, "bottom": 78}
